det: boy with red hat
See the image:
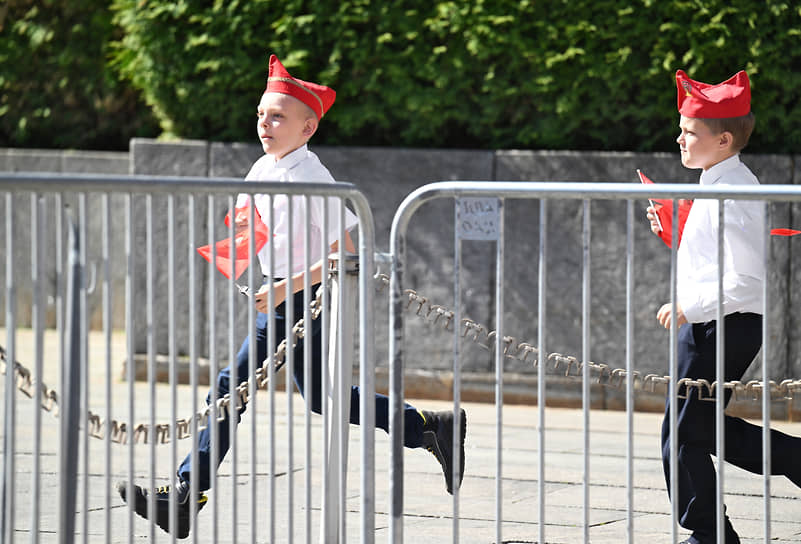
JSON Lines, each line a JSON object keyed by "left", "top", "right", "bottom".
{"left": 647, "top": 70, "right": 801, "bottom": 543}
{"left": 117, "top": 54, "right": 466, "bottom": 538}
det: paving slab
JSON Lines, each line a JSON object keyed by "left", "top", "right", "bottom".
{"left": 2, "top": 328, "right": 800, "bottom": 543}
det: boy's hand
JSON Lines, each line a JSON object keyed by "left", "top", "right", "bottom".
{"left": 656, "top": 302, "right": 687, "bottom": 329}
{"left": 234, "top": 212, "right": 249, "bottom": 235}
{"left": 253, "top": 281, "right": 287, "bottom": 313}
{"left": 646, "top": 206, "right": 662, "bottom": 235}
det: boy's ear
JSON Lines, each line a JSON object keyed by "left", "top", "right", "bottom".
{"left": 718, "top": 130, "right": 734, "bottom": 150}
{"left": 303, "top": 117, "right": 319, "bottom": 139}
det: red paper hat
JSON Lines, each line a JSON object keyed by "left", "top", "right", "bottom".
{"left": 676, "top": 70, "right": 750, "bottom": 119}
{"left": 265, "top": 54, "right": 335, "bottom": 120}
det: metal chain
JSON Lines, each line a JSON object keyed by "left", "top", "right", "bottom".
{"left": 374, "top": 273, "right": 801, "bottom": 404}
{"left": 0, "top": 285, "right": 324, "bottom": 445}
{"left": 5, "top": 272, "right": 801, "bottom": 444}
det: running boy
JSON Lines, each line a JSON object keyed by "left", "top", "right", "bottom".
{"left": 647, "top": 69, "right": 801, "bottom": 544}
{"left": 118, "top": 54, "right": 466, "bottom": 538}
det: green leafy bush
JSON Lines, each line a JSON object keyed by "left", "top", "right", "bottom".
{"left": 109, "top": 0, "right": 801, "bottom": 153}
{"left": 0, "top": 0, "right": 158, "bottom": 150}
{"left": 5, "top": 1, "right": 801, "bottom": 152}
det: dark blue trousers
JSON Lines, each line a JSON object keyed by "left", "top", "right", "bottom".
{"left": 179, "top": 287, "right": 425, "bottom": 491}
{"left": 661, "top": 313, "right": 801, "bottom": 544}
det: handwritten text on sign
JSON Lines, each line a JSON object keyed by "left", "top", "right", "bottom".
{"left": 457, "top": 197, "right": 500, "bottom": 241}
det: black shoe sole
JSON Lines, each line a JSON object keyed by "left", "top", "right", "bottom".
{"left": 116, "top": 481, "right": 206, "bottom": 539}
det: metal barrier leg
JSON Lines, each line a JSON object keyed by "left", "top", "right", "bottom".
{"left": 320, "top": 258, "right": 356, "bottom": 543}
{"left": 58, "top": 215, "right": 82, "bottom": 543}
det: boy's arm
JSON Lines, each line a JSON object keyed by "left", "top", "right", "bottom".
{"left": 252, "top": 230, "right": 356, "bottom": 312}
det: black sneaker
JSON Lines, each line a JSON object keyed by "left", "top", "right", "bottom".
{"left": 116, "top": 479, "right": 207, "bottom": 539}
{"left": 421, "top": 408, "right": 467, "bottom": 494}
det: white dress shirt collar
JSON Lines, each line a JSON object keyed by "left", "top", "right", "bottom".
{"left": 271, "top": 144, "right": 308, "bottom": 170}
{"left": 700, "top": 154, "right": 740, "bottom": 186}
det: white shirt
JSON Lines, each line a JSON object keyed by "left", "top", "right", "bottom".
{"left": 677, "top": 154, "right": 765, "bottom": 323}
{"left": 236, "top": 145, "right": 358, "bottom": 278}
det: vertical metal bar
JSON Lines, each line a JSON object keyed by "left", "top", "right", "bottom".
{"left": 125, "top": 193, "right": 135, "bottom": 544}
{"left": 338, "top": 202, "right": 347, "bottom": 544}
{"left": 58, "top": 209, "right": 81, "bottom": 542}
{"left": 761, "top": 202, "right": 771, "bottom": 542}
{"left": 247, "top": 195, "right": 258, "bottom": 544}
{"left": 358, "top": 198, "right": 376, "bottom": 544}
{"left": 56, "top": 192, "right": 65, "bottom": 434}
{"left": 267, "top": 194, "right": 276, "bottom": 544}
{"left": 389, "top": 207, "right": 405, "bottom": 544}
{"left": 715, "top": 200, "right": 725, "bottom": 544}
{"left": 333, "top": 202, "right": 350, "bottom": 543}
{"left": 323, "top": 252, "right": 339, "bottom": 544}
{"left": 286, "top": 195, "right": 295, "bottom": 543}
{"left": 2, "top": 192, "right": 16, "bottom": 544}
{"left": 303, "top": 195, "right": 312, "bottom": 544}
{"left": 537, "top": 199, "right": 547, "bottom": 544}
{"left": 320, "top": 198, "right": 330, "bottom": 542}
{"left": 169, "top": 194, "right": 180, "bottom": 543}
{"left": 452, "top": 200, "right": 462, "bottom": 543}
{"left": 146, "top": 194, "right": 156, "bottom": 541}
{"left": 581, "top": 199, "right": 591, "bottom": 543}
{"left": 1, "top": 195, "right": 12, "bottom": 542}
{"left": 207, "top": 194, "right": 219, "bottom": 542}
{"left": 495, "top": 198, "right": 505, "bottom": 544}
{"left": 102, "top": 193, "right": 112, "bottom": 540}
{"left": 669, "top": 199, "right": 679, "bottom": 544}
{"left": 54, "top": 194, "right": 64, "bottom": 539}
{"left": 188, "top": 194, "right": 200, "bottom": 544}
{"left": 625, "top": 200, "right": 635, "bottom": 544}
{"left": 31, "top": 193, "right": 43, "bottom": 543}
{"left": 227, "top": 196, "right": 238, "bottom": 544}
{"left": 56, "top": 193, "right": 64, "bottom": 423}
{"left": 79, "top": 192, "right": 89, "bottom": 544}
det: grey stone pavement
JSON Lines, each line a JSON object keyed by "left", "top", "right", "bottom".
{"left": 3, "top": 328, "right": 801, "bottom": 543}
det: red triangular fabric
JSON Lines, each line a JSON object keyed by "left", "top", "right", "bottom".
{"left": 197, "top": 205, "right": 269, "bottom": 280}
{"left": 638, "top": 169, "right": 693, "bottom": 249}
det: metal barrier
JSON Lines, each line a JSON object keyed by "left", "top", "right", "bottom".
{"left": 389, "top": 180, "right": 801, "bottom": 544}
{"left": 0, "top": 173, "right": 376, "bottom": 543}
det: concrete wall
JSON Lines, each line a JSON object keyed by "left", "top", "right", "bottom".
{"left": 2, "top": 141, "right": 800, "bottom": 416}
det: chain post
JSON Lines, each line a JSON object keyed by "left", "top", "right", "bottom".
{"left": 320, "top": 253, "right": 359, "bottom": 544}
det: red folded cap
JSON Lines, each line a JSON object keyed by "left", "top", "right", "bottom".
{"left": 676, "top": 69, "right": 750, "bottom": 119}
{"left": 265, "top": 54, "right": 336, "bottom": 120}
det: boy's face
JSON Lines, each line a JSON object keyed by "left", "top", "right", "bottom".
{"left": 676, "top": 116, "right": 731, "bottom": 171}
{"left": 256, "top": 92, "right": 317, "bottom": 159}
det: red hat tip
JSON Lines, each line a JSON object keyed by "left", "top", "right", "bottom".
{"left": 265, "top": 54, "right": 336, "bottom": 120}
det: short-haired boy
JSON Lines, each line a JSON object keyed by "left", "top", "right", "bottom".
{"left": 647, "top": 69, "right": 801, "bottom": 544}
{"left": 118, "top": 54, "right": 466, "bottom": 538}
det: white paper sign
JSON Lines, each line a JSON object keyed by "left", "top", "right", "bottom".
{"left": 457, "top": 197, "right": 500, "bottom": 241}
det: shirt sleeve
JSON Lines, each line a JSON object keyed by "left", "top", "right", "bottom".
{"left": 306, "top": 195, "right": 359, "bottom": 248}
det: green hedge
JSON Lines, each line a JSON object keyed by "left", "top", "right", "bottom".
{"left": 4, "top": 1, "right": 801, "bottom": 152}
{"left": 0, "top": 0, "right": 158, "bottom": 150}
